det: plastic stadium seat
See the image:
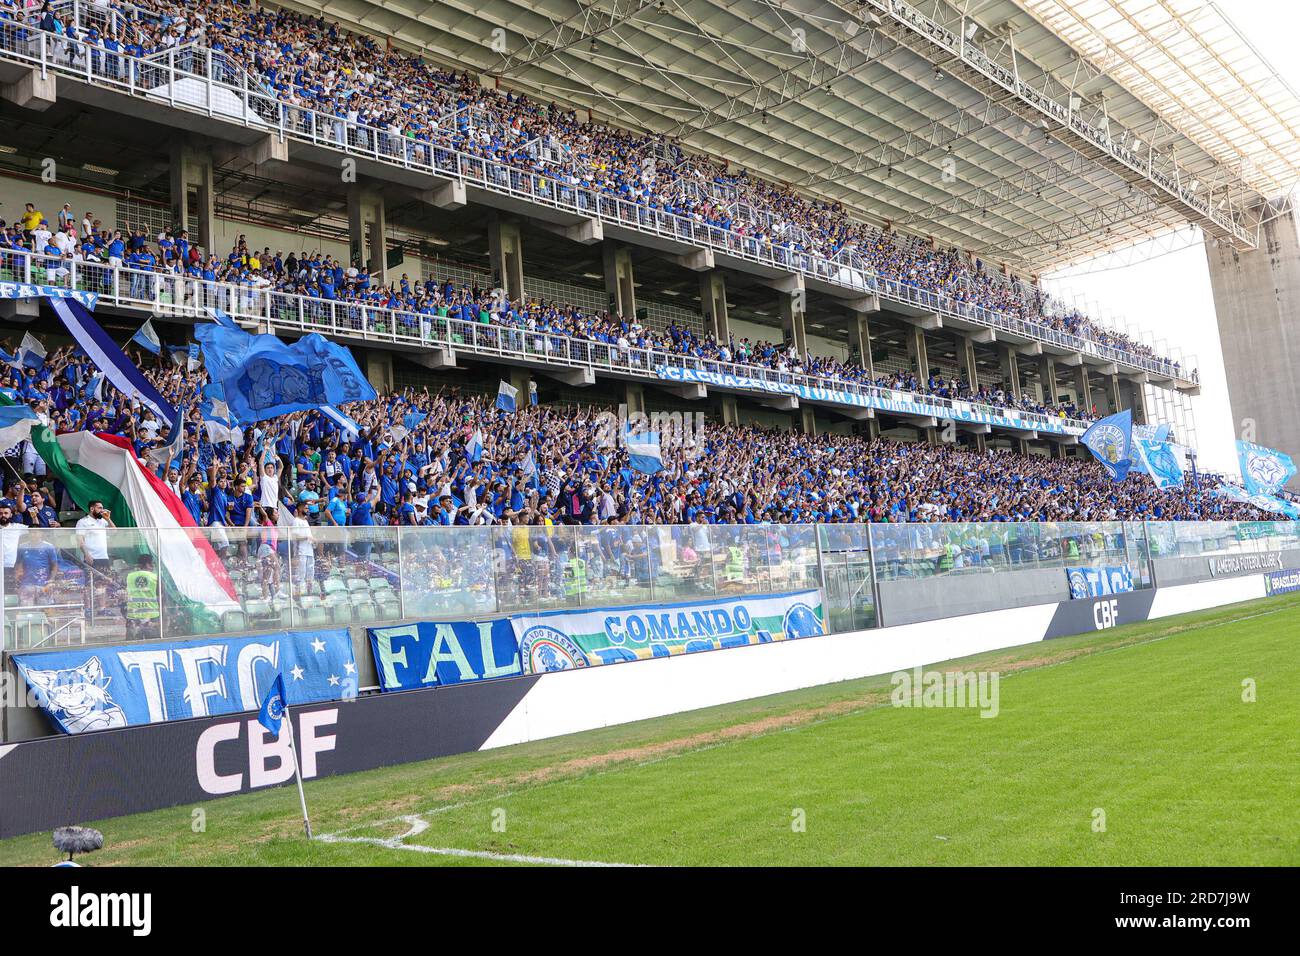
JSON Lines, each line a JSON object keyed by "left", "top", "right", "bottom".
{"left": 323, "top": 578, "right": 348, "bottom": 597}
{"left": 368, "top": 577, "right": 393, "bottom": 591}
{"left": 354, "top": 602, "right": 378, "bottom": 624}
{"left": 221, "top": 610, "right": 247, "bottom": 632}
{"left": 346, "top": 578, "right": 369, "bottom": 593}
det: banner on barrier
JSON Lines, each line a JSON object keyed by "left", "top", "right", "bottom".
{"left": 653, "top": 366, "right": 1081, "bottom": 436}
{"left": 1066, "top": 566, "right": 1135, "bottom": 600}
{"left": 368, "top": 620, "right": 522, "bottom": 691}
{"left": 512, "top": 590, "right": 825, "bottom": 673}
{"left": 1264, "top": 568, "right": 1300, "bottom": 596}
{"left": 12, "top": 629, "right": 356, "bottom": 734}
{"left": 0, "top": 282, "right": 99, "bottom": 310}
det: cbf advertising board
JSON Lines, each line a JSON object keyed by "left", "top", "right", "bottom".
{"left": 511, "top": 590, "right": 825, "bottom": 673}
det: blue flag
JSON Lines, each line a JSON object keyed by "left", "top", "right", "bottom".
{"left": 195, "top": 324, "right": 377, "bottom": 424}
{"left": 321, "top": 404, "right": 360, "bottom": 441}
{"left": 1237, "top": 440, "right": 1296, "bottom": 496}
{"left": 626, "top": 427, "right": 663, "bottom": 475}
{"left": 1081, "top": 409, "right": 1133, "bottom": 482}
{"left": 1133, "top": 438, "right": 1184, "bottom": 489}
{"left": 496, "top": 380, "right": 518, "bottom": 413}
{"left": 205, "top": 306, "right": 242, "bottom": 331}
{"left": 529, "top": 381, "right": 538, "bottom": 407}
{"left": 467, "top": 429, "right": 484, "bottom": 463}
{"left": 402, "top": 410, "right": 427, "bottom": 432}
{"left": 258, "top": 673, "right": 288, "bottom": 737}
{"left": 130, "top": 319, "right": 162, "bottom": 355}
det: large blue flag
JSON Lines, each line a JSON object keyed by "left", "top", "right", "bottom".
{"left": 204, "top": 306, "right": 242, "bottom": 331}
{"left": 194, "top": 324, "right": 377, "bottom": 424}
{"left": 1237, "top": 440, "right": 1296, "bottom": 496}
{"left": 258, "top": 673, "right": 288, "bottom": 737}
{"left": 1081, "top": 409, "right": 1133, "bottom": 482}
{"left": 1133, "top": 438, "right": 1184, "bottom": 489}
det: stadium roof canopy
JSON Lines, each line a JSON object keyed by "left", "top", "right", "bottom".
{"left": 277, "top": 0, "right": 1300, "bottom": 274}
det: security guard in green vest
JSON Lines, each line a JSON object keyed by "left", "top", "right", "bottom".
{"left": 938, "top": 539, "right": 957, "bottom": 574}
{"left": 565, "top": 553, "right": 588, "bottom": 600}
{"left": 724, "top": 544, "right": 744, "bottom": 584}
{"left": 126, "top": 553, "right": 161, "bottom": 639}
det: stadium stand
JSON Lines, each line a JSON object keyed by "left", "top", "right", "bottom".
{"left": 0, "top": 0, "right": 1191, "bottom": 382}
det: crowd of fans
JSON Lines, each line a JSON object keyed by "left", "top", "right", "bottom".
{"left": 0, "top": 323, "right": 1272, "bottom": 643}
{"left": 0, "top": 0, "right": 1190, "bottom": 383}
{"left": 0, "top": 198, "right": 1093, "bottom": 422}
{"left": 0, "top": 328, "right": 1263, "bottom": 537}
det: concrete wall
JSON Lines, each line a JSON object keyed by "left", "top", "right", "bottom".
{"left": 1206, "top": 210, "right": 1300, "bottom": 490}
{"left": 877, "top": 567, "right": 1070, "bottom": 627}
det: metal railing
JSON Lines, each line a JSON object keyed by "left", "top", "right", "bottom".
{"left": 0, "top": 16, "right": 1197, "bottom": 387}
{"left": 0, "top": 246, "right": 1094, "bottom": 434}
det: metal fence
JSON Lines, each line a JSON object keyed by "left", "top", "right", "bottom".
{"left": 3, "top": 520, "right": 1294, "bottom": 652}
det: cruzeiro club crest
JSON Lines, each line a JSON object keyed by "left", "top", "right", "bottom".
{"left": 782, "top": 603, "right": 823, "bottom": 640}
{"left": 1086, "top": 423, "right": 1125, "bottom": 464}
{"left": 520, "top": 625, "right": 589, "bottom": 673}
{"left": 1246, "top": 452, "right": 1286, "bottom": 491}
{"left": 265, "top": 692, "right": 285, "bottom": 722}
{"left": 1067, "top": 569, "right": 1089, "bottom": 600}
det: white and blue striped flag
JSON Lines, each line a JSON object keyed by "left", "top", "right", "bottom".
{"left": 626, "top": 427, "right": 663, "bottom": 475}
{"left": 496, "top": 380, "right": 518, "bottom": 413}
{"left": 130, "top": 319, "right": 162, "bottom": 355}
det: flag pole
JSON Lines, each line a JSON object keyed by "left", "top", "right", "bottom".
{"left": 282, "top": 703, "right": 313, "bottom": 839}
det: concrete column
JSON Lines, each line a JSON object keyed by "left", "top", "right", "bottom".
{"left": 363, "top": 350, "right": 394, "bottom": 393}
{"left": 1109, "top": 374, "right": 1123, "bottom": 416}
{"left": 1015, "top": 437, "right": 1031, "bottom": 456}
{"left": 972, "top": 433, "right": 987, "bottom": 454}
{"left": 850, "top": 311, "right": 875, "bottom": 379}
{"left": 956, "top": 333, "right": 979, "bottom": 390}
{"left": 777, "top": 278, "right": 808, "bottom": 358}
{"left": 906, "top": 326, "right": 930, "bottom": 381}
{"left": 509, "top": 367, "right": 532, "bottom": 405}
{"left": 487, "top": 215, "right": 525, "bottom": 302}
{"left": 700, "top": 271, "right": 729, "bottom": 343}
{"left": 624, "top": 382, "right": 646, "bottom": 417}
{"left": 796, "top": 405, "right": 816, "bottom": 435}
{"left": 1039, "top": 355, "right": 1059, "bottom": 404}
{"left": 1074, "top": 365, "right": 1092, "bottom": 414}
{"left": 169, "top": 137, "right": 215, "bottom": 258}
{"left": 999, "top": 346, "right": 1022, "bottom": 401}
{"left": 716, "top": 395, "right": 739, "bottom": 425}
{"left": 603, "top": 243, "right": 637, "bottom": 321}
{"left": 1207, "top": 211, "right": 1300, "bottom": 482}
{"left": 1127, "top": 380, "right": 1149, "bottom": 425}
{"left": 347, "top": 184, "right": 388, "bottom": 286}
{"left": 866, "top": 417, "right": 881, "bottom": 440}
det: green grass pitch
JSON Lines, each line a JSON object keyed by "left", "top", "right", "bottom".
{"left": 2, "top": 594, "right": 1297, "bottom": 866}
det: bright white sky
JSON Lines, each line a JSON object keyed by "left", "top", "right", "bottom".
{"left": 1042, "top": 0, "right": 1295, "bottom": 475}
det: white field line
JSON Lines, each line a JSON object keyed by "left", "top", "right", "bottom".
{"left": 315, "top": 815, "right": 643, "bottom": 867}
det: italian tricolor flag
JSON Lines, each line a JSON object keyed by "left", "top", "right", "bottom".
{"left": 18, "top": 418, "right": 241, "bottom": 628}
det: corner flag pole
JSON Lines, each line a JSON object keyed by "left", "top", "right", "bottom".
{"left": 281, "top": 703, "right": 313, "bottom": 839}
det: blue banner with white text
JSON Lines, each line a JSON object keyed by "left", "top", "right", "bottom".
{"left": 654, "top": 365, "right": 1081, "bottom": 436}
{"left": 1066, "top": 565, "right": 1135, "bottom": 600}
{"left": 12, "top": 629, "right": 356, "bottom": 734}
{"left": 367, "top": 620, "right": 522, "bottom": 692}
{"left": 0, "top": 282, "right": 98, "bottom": 310}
